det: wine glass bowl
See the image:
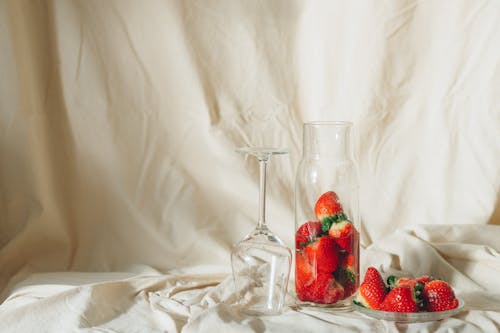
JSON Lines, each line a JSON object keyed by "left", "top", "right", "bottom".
{"left": 230, "top": 147, "right": 292, "bottom": 316}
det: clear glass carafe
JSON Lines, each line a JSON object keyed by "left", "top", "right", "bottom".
{"left": 294, "top": 122, "right": 359, "bottom": 310}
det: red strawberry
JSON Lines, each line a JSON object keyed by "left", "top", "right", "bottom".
{"left": 295, "top": 252, "right": 314, "bottom": 297}
{"left": 332, "top": 222, "right": 359, "bottom": 253}
{"left": 396, "top": 278, "right": 417, "bottom": 288}
{"left": 387, "top": 275, "right": 435, "bottom": 290}
{"left": 335, "top": 253, "right": 358, "bottom": 299}
{"left": 387, "top": 276, "right": 418, "bottom": 289}
{"left": 355, "top": 267, "right": 387, "bottom": 310}
{"left": 328, "top": 219, "right": 352, "bottom": 239}
{"left": 423, "top": 280, "right": 459, "bottom": 312}
{"left": 299, "top": 273, "right": 344, "bottom": 304}
{"left": 380, "top": 285, "right": 419, "bottom": 312}
{"left": 416, "top": 275, "right": 434, "bottom": 285}
{"left": 304, "top": 236, "right": 339, "bottom": 273}
{"left": 314, "top": 191, "right": 343, "bottom": 221}
{"left": 342, "top": 279, "right": 357, "bottom": 299}
{"left": 340, "top": 253, "right": 356, "bottom": 272}
{"left": 319, "top": 210, "right": 353, "bottom": 250}
{"left": 295, "top": 221, "right": 322, "bottom": 249}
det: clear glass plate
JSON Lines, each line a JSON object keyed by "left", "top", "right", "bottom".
{"left": 352, "top": 299, "right": 465, "bottom": 323}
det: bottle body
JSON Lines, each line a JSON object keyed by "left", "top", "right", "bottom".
{"left": 294, "top": 122, "right": 359, "bottom": 308}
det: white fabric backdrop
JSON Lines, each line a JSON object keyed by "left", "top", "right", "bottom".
{"left": 0, "top": 0, "right": 499, "bottom": 332}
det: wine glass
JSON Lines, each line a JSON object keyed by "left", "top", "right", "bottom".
{"left": 230, "top": 147, "right": 292, "bottom": 316}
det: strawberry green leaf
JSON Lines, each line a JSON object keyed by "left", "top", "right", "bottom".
{"left": 321, "top": 219, "right": 332, "bottom": 233}
{"left": 387, "top": 275, "right": 397, "bottom": 289}
{"left": 321, "top": 213, "right": 348, "bottom": 233}
{"left": 299, "top": 240, "right": 316, "bottom": 248}
{"left": 353, "top": 300, "right": 365, "bottom": 308}
{"left": 414, "top": 282, "right": 425, "bottom": 310}
{"left": 321, "top": 217, "right": 332, "bottom": 233}
{"left": 333, "top": 267, "right": 356, "bottom": 284}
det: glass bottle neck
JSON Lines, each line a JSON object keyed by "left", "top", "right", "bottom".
{"left": 302, "top": 122, "right": 353, "bottom": 160}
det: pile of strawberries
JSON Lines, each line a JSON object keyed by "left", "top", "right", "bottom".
{"left": 295, "top": 191, "right": 359, "bottom": 304}
{"left": 355, "top": 267, "right": 460, "bottom": 312}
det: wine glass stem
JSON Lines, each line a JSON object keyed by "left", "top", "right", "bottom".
{"left": 257, "top": 158, "right": 267, "bottom": 230}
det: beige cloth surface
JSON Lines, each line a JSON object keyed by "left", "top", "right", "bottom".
{"left": 1, "top": 225, "right": 500, "bottom": 332}
{"left": 0, "top": 0, "right": 499, "bottom": 332}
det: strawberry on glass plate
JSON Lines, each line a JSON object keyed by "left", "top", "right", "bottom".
{"left": 353, "top": 299, "right": 465, "bottom": 323}
{"left": 353, "top": 267, "right": 465, "bottom": 323}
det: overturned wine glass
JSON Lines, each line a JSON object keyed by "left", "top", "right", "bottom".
{"left": 230, "top": 147, "right": 292, "bottom": 316}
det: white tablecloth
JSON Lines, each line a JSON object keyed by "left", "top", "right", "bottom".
{"left": 2, "top": 225, "right": 500, "bottom": 332}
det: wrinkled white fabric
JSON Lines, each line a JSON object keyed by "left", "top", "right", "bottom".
{"left": 0, "top": 0, "right": 499, "bottom": 332}
{"left": 1, "top": 225, "right": 500, "bottom": 332}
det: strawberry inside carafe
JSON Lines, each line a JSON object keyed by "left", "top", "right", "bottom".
{"left": 295, "top": 190, "right": 359, "bottom": 304}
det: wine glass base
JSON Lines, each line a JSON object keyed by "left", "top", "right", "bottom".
{"left": 239, "top": 306, "right": 284, "bottom": 317}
